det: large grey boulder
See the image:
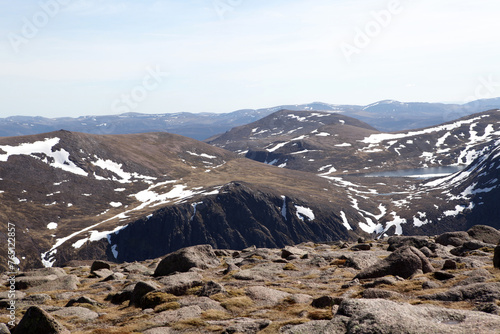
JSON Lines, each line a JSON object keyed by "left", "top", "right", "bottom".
{"left": 436, "top": 231, "right": 471, "bottom": 247}
{"left": 206, "top": 317, "right": 271, "bottom": 334}
{"left": 355, "top": 246, "right": 434, "bottom": 279}
{"left": 153, "top": 245, "right": 220, "bottom": 277}
{"left": 245, "top": 286, "right": 291, "bottom": 307}
{"left": 362, "top": 288, "right": 402, "bottom": 299}
{"left": 333, "top": 298, "right": 500, "bottom": 334}
{"left": 27, "top": 275, "right": 79, "bottom": 293}
{"left": 197, "top": 280, "right": 226, "bottom": 297}
{"left": 130, "top": 281, "right": 160, "bottom": 307}
{"left": 281, "top": 246, "right": 308, "bottom": 259}
{"left": 450, "top": 240, "right": 496, "bottom": 256}
{"left": 15, "top": 276, "right": 58, "bottom": 290}
{"left": 179, "top": 296, "right": 226, "bottom": 311}
{"left": 15, "top": 306, "right": 69, "bottom": 334}
{"left": 0, "top": 323, "right": 9, "bottom": 334}
{"left": 51, "top": 306, "right": 99, "bottom": 321}
{"left": 387, "top": 236, "right": 436, "bottom": 251}
{"left": 494, "top": 244, "right": 500, "bottom": 268}
{"left": 151, "top": 305, "right": 203, "bottom": 324}
{"left": 90, "top": 260, "right": 111, "bottom": 273}
{"left": 281, "top": 319, "right": 348, "bottom": 334}
{"left": 17, "top": 267, "right": 67, "bottom": 278}
{"left": 340, "top": 252, "right": 381, "bottom": 270}
{"left": 419, "top": 282, "right": 500, "bottom": 302}
{"left": 467, "top": 225, "right": 500, "bottom": 244}
{"left": 106, "top": 284, "right": 135, "bottom": 305}
{"left": 157, "top": 272, "right": 203, "bottom": 296}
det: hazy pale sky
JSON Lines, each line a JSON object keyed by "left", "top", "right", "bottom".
{"left": 1, "top": 0, "right": 499, "bottom": 117}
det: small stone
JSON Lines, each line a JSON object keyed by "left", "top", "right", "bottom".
{"left": 106, "top": 284, "right": 134, "bottom": 305}
{"left": 130, "top": 281, "right": 160, "bottom": 307}
{"left": 140, "top": 291, "right": 177, "bottom": 309}
{"left": 433, "top": 271, "right": 455, "bottom": 281}
{"left": 223, "top": 262, "right": 240, "bottom": 275}
{"left": 350, "top": 244, "right": 371, "bottom": 251}
{"left": 66, "top": 296, "right": 101, "bottom": 307}
{"left": 475, "top": 303, "right": 500, "bottom": 315}
{"left": 362, "top": 288, "right": 402, "bottom": 299}
{"left": 90, "top": 260, "right": 111, "bottom": 273}
{"left": 197, "top": 281, "right": 226, "bottom": 297}
{"left": 442, "top": 259, "right": 457, "bottom": 270}
{"left": 101, "top": 272, "right": 126, "bottom": 282}
{"left": 91, "top": 269, "right": 113, "bottom": 279}
{"left": 311, "top": 296, "right": 335, "bottom": 308}
{"left": 281, "top": 246, "right": 308, "bottom": 259}
{"left": 0, "top": 323, "right": 10, "bottom": 334}
{"left": 419, "top": 246, "right": 434, "bottom": 258}
{"left": 341, "top": 278, "right": 360, "bottom": 289}
{"left": 242, "top": 245, "right": 257, "bottom": 252}
{"left": 362, "top": 277, "right": 397, "bottom": 289}
{"left": 422, "top": 280, "right": 441, "bottom": 289}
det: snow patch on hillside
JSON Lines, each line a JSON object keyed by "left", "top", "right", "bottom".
{"left": 295, "top": 205, "right": 314, "bottom": 221}
{"left": 281, "top": 196, "right": 287, "bottom": 219}
{"left": 361, "top": 116, "right": 487, "bottom": 144}
{"left": 0, "top": 137, "right": 87, "bottom": 176}
{"left": 384, "top": 212, "right": 407, "bottom": 235}
{"left": 288, "top": 114, "right": 307, "bottom": 122}
{"left": 266, "top": 141, "right": 290, "bottom": 152}
{"left": 191, "top": 201, "right": 203, "bottom": 221}
{"left": 340, "top": 211, "right": 352, "bottom": 230}
{"left": 187, "top": 151, "right": 217, "bottom": 159}
{"left": 92, "top": 157, "right": 156, "bottom": 183}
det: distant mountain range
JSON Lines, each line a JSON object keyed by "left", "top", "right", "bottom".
{"left": 2, "top": 98, "right": 500, "bottom": 140}
{"left": 207, "top": 108, "right": 500, "bottom": 176}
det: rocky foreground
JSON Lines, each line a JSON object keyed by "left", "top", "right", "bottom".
{"left": 2, "top": 225, "right": 500, "bottom": 334}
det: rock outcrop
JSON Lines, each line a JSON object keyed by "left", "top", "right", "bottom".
{"left": 355, "top": 246, "right": 434, "bottom": 279}
{"left": 2, "top": 234, "right": 499, "bottom": 333}
{"left": 153, "top": 245, "right": 220, "bottom": 277}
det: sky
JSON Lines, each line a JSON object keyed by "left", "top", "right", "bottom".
{"left": 0, "top": 0, "right": 499, "bottom": 118}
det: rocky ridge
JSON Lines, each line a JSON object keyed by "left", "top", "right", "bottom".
{"left": 2, "top": 226, "right": 500, "bottom": 333}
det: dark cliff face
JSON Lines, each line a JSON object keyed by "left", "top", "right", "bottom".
{"left": 459, "top": 144, "right": 500, "bottom": 230}
{"left": 108, "top": 182, "right": 352, "bottom": 262}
